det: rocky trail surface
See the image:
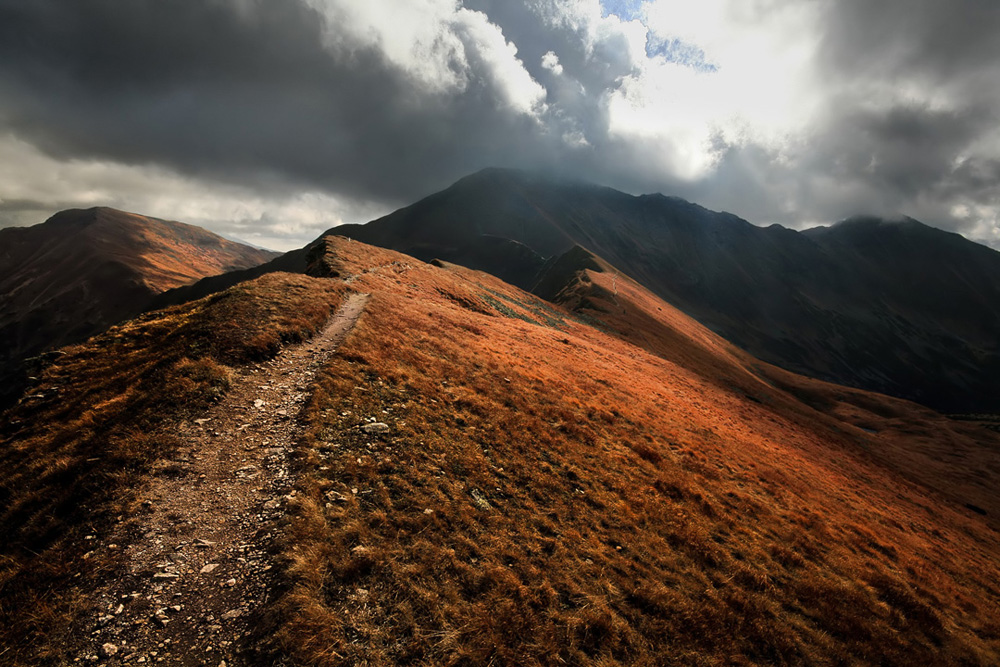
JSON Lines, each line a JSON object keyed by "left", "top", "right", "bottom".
{"left": 72, "top": 293, "right": 370, "bottom": 666}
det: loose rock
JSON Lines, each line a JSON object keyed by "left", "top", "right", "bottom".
{"left": 470, "top": 489, "right": 492, "bottom": 511}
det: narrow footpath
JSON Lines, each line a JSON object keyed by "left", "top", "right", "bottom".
{"left": 74, "top": 293, "right": 370, "bottom": 665}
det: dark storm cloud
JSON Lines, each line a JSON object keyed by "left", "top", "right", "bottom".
{"left": 832, "top": 105, "right": 992, "bottom": 199}
{"left": 819, "top": 0, "right": 1000, "bottom": 84}
{"left": 0, "top": 0, "right": 563, "bottom": 206}
{"left": 780, "top": 0, "right": 1000, "bottom": 230}
{"left": 464, "top": 0, "right": 632, "bottom": 153}
{"left": 679, "top": 102, "right": 1000, "bottom": 233}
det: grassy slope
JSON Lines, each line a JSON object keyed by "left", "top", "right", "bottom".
{"left": 0, "top": 273, "right": 346, "bottom": 665}
{"left": 277, "top": 238, "right": 1000, "bottom": 666}
{"left": 560, "top": 255, "right": 1000, "bottom": 523}
{"left": 1, "top": 236, "right": 998, "bottom": 665}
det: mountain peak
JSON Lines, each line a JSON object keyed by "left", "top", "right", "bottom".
{"left": 42, "top": 206, "right": 105, "bottom": 227}
{"left": 803, "top": 215, "right": 985, "bottom": 253}
{"left": 336, "top": 169, "right": 1000, "bottom": 412}
{"left": 455, "top": 166, "right": 591, "bottom": 190}
{"left": 807, "top": 214, "right": 933, "bottom": 235}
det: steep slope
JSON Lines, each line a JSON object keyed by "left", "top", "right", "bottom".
{"left": 335, "top": 168, "right": 1000, "bottom": 412}
{"left": 0, "top": 207, "right": 278, "bottom": 409}
{"left": 798, "top": 216, "right": 1000, "bottom": 410}
{"left": 548, "top": 245, "right": 1000, "bottom": 523}
{"left": 3, "top": 237, "right": 998, "bottom": 665}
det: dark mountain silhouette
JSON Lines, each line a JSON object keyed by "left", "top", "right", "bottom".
{"left": 333, "top": 168, "right": 1000, "bottom": 412}
{"left": 0, "top": 207, "right": 278, "bottom": 409}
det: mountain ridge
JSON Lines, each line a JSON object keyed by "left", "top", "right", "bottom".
{"left": 333, "top": 168, "right": 1000, "bottom": 413}
{"left": 0, "top": 206, "right": 279, "bottom": 410}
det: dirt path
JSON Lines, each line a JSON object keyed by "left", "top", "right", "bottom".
{"left": 74, "top": 292, "right": 370, "bottom": 665}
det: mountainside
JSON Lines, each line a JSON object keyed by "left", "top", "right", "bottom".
{"left": 335, "top": 168, "right": 1000, "bottom": 412}
{"left": 146, "top": 243, "right": 311, "bottom": 312}
{"left": 0, "top": 207, "right": 278, "bottom": 409}
{"left": 2, "top": 236, "right": 998, "bottom": 665}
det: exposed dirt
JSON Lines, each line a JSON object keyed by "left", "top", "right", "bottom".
{"left": 71, "top": 292, "right": 369, "bottom": 666}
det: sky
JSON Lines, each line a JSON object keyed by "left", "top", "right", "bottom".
{"left": 0, "top": 0, "right": 998, "bottom": 251}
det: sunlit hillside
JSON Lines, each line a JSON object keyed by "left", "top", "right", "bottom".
{"left": 1, "top": 236, "right": 998, "bottom": 665}
{"left": 278, "top": 238, "right": 1000, "bottom": 665}
{"left": 0, "top": 207, "right": 278, "bottom": 410}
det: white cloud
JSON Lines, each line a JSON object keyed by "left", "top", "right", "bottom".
{"left": 598, "top": 1, "right": 822, "bottom": 179}
{"left": 541, "top": 51, "right": 564, "bottom": 75}
{"left": 537, "top": 0, "right": 648, "bottom": 66}
{"left": 305, "top": 0, "right": 545, "bottom": 115}
{"left": 452, "top": 8, "right": 547, "bottom": 114}
{"left": 522, "top": 0, "right": 824, "bottom": 179}
{"left": 306, "top": 0, "right": 468, "bottom": 93}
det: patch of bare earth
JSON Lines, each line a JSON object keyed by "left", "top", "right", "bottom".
{"left": 71, "top": 293, "right": 369, "bottom": 666}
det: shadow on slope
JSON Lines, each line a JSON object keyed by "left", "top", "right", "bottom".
{"left": 546, "top": 246, "right": 1000, "bottom": 526}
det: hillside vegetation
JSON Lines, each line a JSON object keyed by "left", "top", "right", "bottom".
{"left": 275, "top": 238, "right": 1000, "bottom": 665}
{"left": 1, "top": 236, "right": 998, "bottom": 665}
{"left": 0, "top": 272, "right": 345, "bottom": 665}
{"left": 0, "top": 207, "right": 278, "bottom": 410}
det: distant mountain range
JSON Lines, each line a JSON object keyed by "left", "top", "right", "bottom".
{"left": 334, "top": 168, "right": 1000, "bottom": 413}
{"left": 0, "top": 207, "right": 278, "bottom": 409}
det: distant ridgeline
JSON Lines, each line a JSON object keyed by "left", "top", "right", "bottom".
{"left": 0, "top": 207, "right": 278, "bottom": 411}
{"left": 70, "top": 169, "right": 1000, "bottom": 415}
{"left": 331, "top": 168, "right": 1000, "bottom": 414}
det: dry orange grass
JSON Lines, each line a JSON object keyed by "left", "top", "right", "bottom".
{"left": 272, "top": 237, "right": 1000, "bottom": 666}
{"left": 575, "top": 264, "right": 1000, "bottom": 524}
{"left": 95, "top": 207, "right": 278, "bottom": 293}
{"left": 2, "top": 234, "right": 998, "bottom": 665}
{"left": 0, "top": 272, "right": 345, "bottom": 665}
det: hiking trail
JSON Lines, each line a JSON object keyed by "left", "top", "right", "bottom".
{"left": 73, "top": 292, "right": 370, "bottom": 665}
